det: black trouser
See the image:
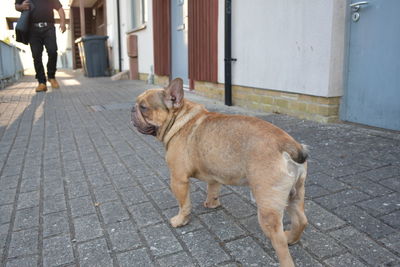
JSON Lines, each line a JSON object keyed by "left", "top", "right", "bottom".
{"left": 29, "top": 25, "right": 58, "bottom": 84}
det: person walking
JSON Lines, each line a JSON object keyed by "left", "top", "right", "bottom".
{"left": 15, "top": 0, "right": 66, "bottom": 92}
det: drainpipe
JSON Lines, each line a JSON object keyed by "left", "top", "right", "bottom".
{"left": 116, "top": 0, "right": 122, "bottom": 72}
{"left": 224, "top": 0, "right": 236, "bottom": 106}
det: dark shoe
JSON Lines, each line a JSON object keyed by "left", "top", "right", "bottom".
{"left": 35, "top": 83, "right": 47, "bottom": 92}
{"left": 49, "top": 78, "right": 60, "bottom": 89}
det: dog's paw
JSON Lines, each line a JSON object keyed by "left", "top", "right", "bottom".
{"left": 203, "top": 198, "right": 221, "bottom": 209}
{"left": 170, "top": 215, "right": 189, "bottom": 228}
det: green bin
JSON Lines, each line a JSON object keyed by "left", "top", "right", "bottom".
{"left": 75, "top": 35, "right": 109, "bottom": 77}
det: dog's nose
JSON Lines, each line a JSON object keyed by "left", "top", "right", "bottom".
{"left": 131, "top": 106, "right": 136, "bottom": 113}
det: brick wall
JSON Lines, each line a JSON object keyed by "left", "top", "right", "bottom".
{"left": 194, "top": 81, "right": 340, "bottom": 123}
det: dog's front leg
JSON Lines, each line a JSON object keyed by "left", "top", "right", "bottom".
{"left": 170, "top": 175, "right": 191, "bottom": 227}
{"left": 204, "top": 181, "right": 221, "bottom": 208}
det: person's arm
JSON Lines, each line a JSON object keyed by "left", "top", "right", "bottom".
{"left": 57, "top": 8, "right": 66, "bottom": 33}
{"left": 15, "top": 0, "right": 30, "bottom": 12}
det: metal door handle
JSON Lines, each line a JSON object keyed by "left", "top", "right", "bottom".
{"left": 350, "top": 1, "right": 368, "bottom": 11}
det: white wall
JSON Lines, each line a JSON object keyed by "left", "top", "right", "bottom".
{"left": 106, "top": 0, "right": 154, "bottom": 74}
{"left": 218, "top": 0, "right": 347, "bottom": 97}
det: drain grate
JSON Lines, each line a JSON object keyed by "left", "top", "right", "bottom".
{"left": 89, "top": 102, "right": 133, "bottom": 112}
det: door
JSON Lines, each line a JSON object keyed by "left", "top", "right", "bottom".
{"left": 171, "top": 0, "right": 189, "bottom": 85}
{"left": 341, "top": 0, "right": 400, "bottom": 131}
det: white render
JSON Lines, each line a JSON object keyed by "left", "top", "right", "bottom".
{"left": 106, "top": 0, "right": 154, "bottom": 75}
{"left": 106, "top": 0, "right": 347, "bottom": 97}
{"left": 218, "top": 0, "right": 347, "bottom": 97}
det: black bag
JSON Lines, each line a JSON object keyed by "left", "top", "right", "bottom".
{"left": 15, "top": 1, "right": 35, "bottom": 45}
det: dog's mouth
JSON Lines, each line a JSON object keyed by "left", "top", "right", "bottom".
{"left": 131, "top": 105, "right": 158, "bottom": 136}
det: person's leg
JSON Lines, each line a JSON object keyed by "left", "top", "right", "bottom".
{"left": 29, "top": 28, "right": 46, "bottom": 84}
{"left": 43, "top": 25, "right": 58, "bottom": 80}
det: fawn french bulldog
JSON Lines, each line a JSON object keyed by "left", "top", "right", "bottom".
{"left": 131, "top": 78, "right": 308, "bottom": 267}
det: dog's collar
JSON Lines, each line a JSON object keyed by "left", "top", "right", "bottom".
{"left": 158, "top": 103, "right": 204, "bottom": 148}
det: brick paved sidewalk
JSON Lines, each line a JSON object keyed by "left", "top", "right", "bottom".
{"left": 0, "top": 70, "right": 399, "bottom": 267}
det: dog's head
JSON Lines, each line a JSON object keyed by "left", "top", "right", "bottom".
{"left": 131, "top": 78, "right": 184, "bottom": 136}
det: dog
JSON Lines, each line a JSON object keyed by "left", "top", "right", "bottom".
{"left": 131, "top": 78, "right": 308, "bottom": 267}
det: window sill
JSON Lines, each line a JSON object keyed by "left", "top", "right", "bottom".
{"left": 126, "top": 24, "right": 147, "bottom": 34}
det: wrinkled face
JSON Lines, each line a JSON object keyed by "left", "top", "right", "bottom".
{"left": 131, "top": 89, "right": 169, "bottom": 136}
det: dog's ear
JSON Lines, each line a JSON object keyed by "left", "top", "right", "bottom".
{"left": 164, "top": 78, "right": 184, "bottom": 109}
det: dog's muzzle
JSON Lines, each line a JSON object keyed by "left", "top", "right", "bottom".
{"left": 131, "top": 105, "right": 157, "bottom": 136}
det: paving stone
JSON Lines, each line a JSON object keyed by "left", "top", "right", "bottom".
{"left": 117, "top": 248, "right": 153, "bottom": 267}
{"left": 128, "top": 202, "right": 163, "bottom": 227}
{"left": 289, "top": 243, "right": 325, "bottom": 267}
{"left": 221, "top": 194, "right": 256, "bottom": 219}
{"left": 379, "top": 210, "right": 400, "bottom": 229}
{"left": 3, "top": 70, "right": 400, "bottom": 267}
{"left": 307, "top": 172, "right": 349, "bottom": 192}
{"left": 64, "top": 170, "right": 86, "bottom": 184}
{"left": 6, "top": 255, "right": 38, "bottom": 267}
{"left": 43, "top": 211, "right": 69, "bottom": 237}
{"left": 326, "top": 164, "right": 371, "bottom": 178}
{"left": 43, "top": 234, "right": 74, "bottom": 266}
{"left": 14, "top": 206, "right": 39, "bottom": 230}
{"left": 305, "top": 201, "right": 346, "bottom": 231}
{"left": 0, "top": 204, "right": 13, "bottom": 224}
{"left": 43, "top": 179, "right": 64, "bottom": 198}
{"left": 99, "top": 201, "right": 130, "bottom": 224}
{"left": 335, "top": 205, "right": 396, "bottom": 239}
{"left": 107, "top": 220, "right": 142, "bottom": 251}
{"left": 8, "top": 228, "right": 38, "bottom": 257}
{"left": 0, "top": 188, "right": 16, "bottom": 205}
{"left": 379, "top": 176, "right": 400, "bottom": 192}
{"left": 199, "top": 210, "right": 245, "bottom": 241}
{"left": 379, "top": 232, "right": 400, "bottom": 254}
{"left": 141, "top": 223, "right": 183, "bottom": 257}
{"left": 226, "top": 236, "right": 276, "bottom": 266}
{"left": 78, "top": 238, "right": 113, "bottom": 267}
{"left": 163, "top": 207, "right": 204, "bottom": 235}
{"left": 330, "top": 226, "right": 398, "bottom": 266}
{"left": 17, "top": 190, "right": 39, "bottom": 209}
{"left": 157, "top": 252, "right": 195, "bottom": 267}
{"left": 43, "top": 194, "right": 67, "bottom": 215}
{"left": 305, "top": 184, "right": 330, "bottom": 198}
{"left": 313, "top": 189, "right": 371, "bottom": 209}
{"left": 105, "top": 163, "right": 129, "bottom": 176}
{"left": 0, "top": 175, "right": 19, "bottom": 190}
{"left": 324, "top": 253, "right": 367, "bottom": 267}
{"left": 66, "top": 181, "right": 90, "bottom": 199}
{"left": 19, "top": 176, "right": 40, "bottom": 193}
{"left": 149, "top": 189, "right": 178, "bottom": 210}
{"left": 302, "top": 225, "right": 344, "bottom": 259}
{"left": 139, "top": 175, "right": 167, "bottom": 192}
{"left": 69, "top": 196, "right": 96, "bottom": 218}
{"left": 112, "top": 173, "right": 138, "bottom": 189}
{"left": 181, "top": 229, "right": 230, "bottom": 266}
{"left": 239, "top": 215, "right": 268, "bottom": 244}
{"left": 73, "top": 214, "right": 103, "bottom": 242}
{"left": 120, "top": 186, "right": 148, "bottom": 205}
{"left": 87, "top": 172, "right": 111, "bottom": 188}
{"left": 0, "top": 223, "right": 9, "bottom": 255}
{"left": 356, "top": 193, "right": 400, "bottom": 217}
{"left": 93, "top": 184, "right": 119, "bottom": 203}
{"left": 361, "top": 165, "right": 400, "bottom": 181}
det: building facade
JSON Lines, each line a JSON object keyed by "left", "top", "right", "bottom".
{"left": 103, "top": 0, "right": 399, "bottom": 130}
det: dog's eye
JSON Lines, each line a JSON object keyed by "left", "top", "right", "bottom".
{"left": 139, "top": 105, "right": 147, "bottom": 111}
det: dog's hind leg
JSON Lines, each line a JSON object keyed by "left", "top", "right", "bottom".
{"left": 257, "top": 204, "right": 295, "bottom": 267}
{"left": 204, "top": 181, "right": 221, "bottom": 208}
{"left": 285, "top": 163, "right": 308, "bottom": 245}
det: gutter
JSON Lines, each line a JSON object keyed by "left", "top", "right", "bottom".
{"left": 224, "top": 0, "right": 236, "bottom": 106}
{"left": 116, "top": 0, "right": 122, "bottom": 72}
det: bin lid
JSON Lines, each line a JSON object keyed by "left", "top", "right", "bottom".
{"left": 75, "top": 35, "right": 109, "bottom": 43}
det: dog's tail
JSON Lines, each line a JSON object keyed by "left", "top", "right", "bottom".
{"left": 283, "top": 143, "right": 309, "bottom": 164}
